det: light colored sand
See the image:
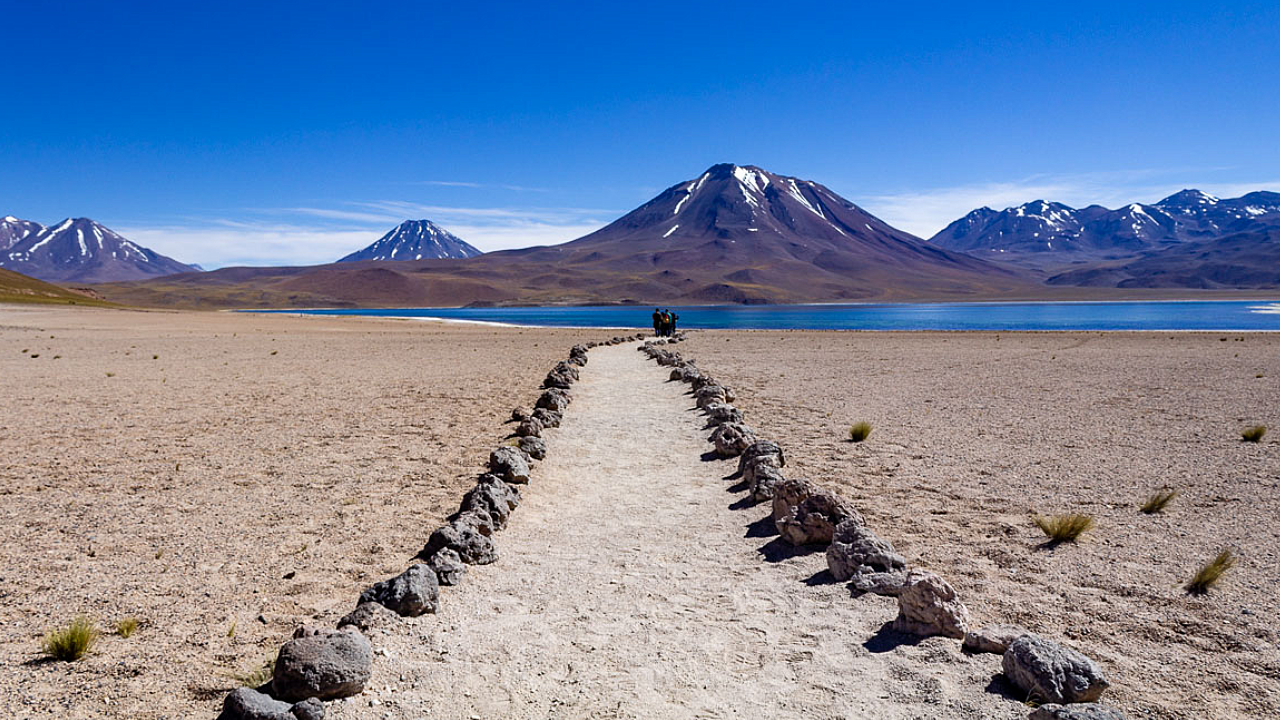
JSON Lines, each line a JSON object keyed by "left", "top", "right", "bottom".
{"left": 330, "top": 342, "right": 1022, "bottom": 720}
{"left": 0, "top": 306, "right": 600, "bottom": 719}
{"left": 688, "top": 330, "right": 1280, "bottom": 719}
{"left": 4, "top": 306, "right": 1276, "bottom": 719}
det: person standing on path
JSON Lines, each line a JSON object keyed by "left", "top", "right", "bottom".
{"left": 652, "top": 308, "right": 663, "bottom": 336}
{"left": 668, "top": 309, "right": 679, "bottom": 336}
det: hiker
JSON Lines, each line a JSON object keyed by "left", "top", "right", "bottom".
{"left": 661, "top": 309, "right": 673, "bottom": 336}
{"left": 652, "top": 308, "right": 663, "bottom": 336}
{"left": 668, "top": 309, "right": 679, "bottom": 336}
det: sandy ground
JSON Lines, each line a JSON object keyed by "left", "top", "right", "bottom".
{"left": 686, "top": 330, "right": 1280, "bottom": 719}
{"left": 0, "top": 306, "right": 599, "bottom": 719}
{"left": 329, "top": 342, "right": 1024, "bottom": 719}
{"left": 1, "top": 306, "right": 1276, "bottom": 719}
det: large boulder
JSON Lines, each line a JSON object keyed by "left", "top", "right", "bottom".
{"left": 1029, "top": 703, "right": 1127, "bottom": 720}
{"left": 518, "top": 435, "right": 547, "bottom": 460}
{"left": 271, "top": 627, "right": 372, "bottom": 702}
{"left": 489, "top": 446, "right": 531, "bottom": 483}
{"left": 738, "top": 441, "right": 786, "bottom": 475}
{"left": 217, "top": 687, "right": 324, "bottom": 720}
{"left": 963, "top": 624, "right": 1031, "bottom": 655}
{"left": 543, "top": 365, "right": 576, "bottom": 389}
{"left": 702, "top": 402, "right": 744, "bottom": 426}
{"left": 771, "top": 477, "right": 814, "bottom": 521}
{"left": 849, "top": 571, "right": 909, "bottom": 596}
{"left": 515, "top": 417, "right": 544, "bottom": 438}
{"left": 336, "top": 601, "right": 400, "bottom": 633}
{"left": 1003, "top": 634, "right": 1110, "bottom": 705}
{"left": 425, "top": 546, "right": 467, "bottom": 585}
{"left": 536, "top": 388, "right": 570, "bottom": 412}
{"left": 775, "top": 486, "right": 863, "bottom": 546}
{"left": 826, "top": 519, "right": 906, "bottom": 581}
{"left": 531, "top": 407, "right": 562, "bottom": 428}
{"left": 459, "top": 474, "right": 521, "bottom": 529}
{"left": 695, "top": 385, "right": 728, "bottom": 409}
{"left": 358, "top": 563, "right": 439, "bottom": 616}
{"left": 749, "top": 463, "right": 787, "bottom": 502}
{"left": 421, "top": 518, "right": 498, "bottom": 565}
{"left": 711, "top": 422, "right": 757, "bottom": 457}
{"left": 892, "top": 570, "right": 969, "bottom": 639}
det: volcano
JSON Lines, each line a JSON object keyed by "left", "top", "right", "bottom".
{"left": 94, "top": 164, "right": 1034, "bottom": 308}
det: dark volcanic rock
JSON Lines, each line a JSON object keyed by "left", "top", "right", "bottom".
{"left": 488, "top": 446, "right": 531, "bottom": 483}
{"left": 337, "top": 601, "right": 400, "bottom": 632}
{"left": 358, "top": 563, "right": 439, "bottom": 616}
{"left": 271, "top": 627, "right": 372, "bottom": 701}
{"left": 826, "top": 519, "right": 906, "bottom": 581}
{"left": 1003, "top": 634, "right": 1110, "bottom": 705}
{"left": 217, "top": 687, "right": 325, "bottom": 720}
{"left": 421, "top": 519, "right": 498, "bottom": 565}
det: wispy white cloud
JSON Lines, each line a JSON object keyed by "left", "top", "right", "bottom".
{"left": 413, "top": 180, "right": 551, "bottom": 192}
{"left": 858, "top": 170, "right": 1280, "bottom": 239}
{"left": 115, "top": 201, "right": 618, "bottom": 268}
{"left": 116, "top": 222, "right": 379, "bottom": 268}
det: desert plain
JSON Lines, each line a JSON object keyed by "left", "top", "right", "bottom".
{"left": 0, "top": 305, "right": 1277, "bottom": 719}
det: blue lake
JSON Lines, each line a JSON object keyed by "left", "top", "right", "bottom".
{"left": 252, "top": 300, "right": 1280, "bottom": 331}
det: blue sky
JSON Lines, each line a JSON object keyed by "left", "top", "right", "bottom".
{"left": 3, "top": 1, "right": 1278, "bottom": 267}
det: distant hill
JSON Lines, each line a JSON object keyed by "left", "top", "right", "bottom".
{"left": 0, "top": 267, "right": 115, "bottom": 306}
{"left": 1, "top": 217, "right": 199, "bottom": 283}
{"left": 930, "top": 190, "right": 1280, "bottom": 270}
{"left": 1047, "top": 229, "right": 1280, "bottom": 289}
{"left": 339, "top": 219, "right": 481, "bottom": 262}
{"left": 94, "top": 163, "right": 1033, "bottom": 308}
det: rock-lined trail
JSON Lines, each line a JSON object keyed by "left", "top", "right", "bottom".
{"left": 330, "top": 342, "right": 1020, "bottom": 719}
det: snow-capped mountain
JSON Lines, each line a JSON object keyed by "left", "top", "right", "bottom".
{"left": 0, "top": 217, "right": 199, "bottom": 283}
{"left": 339, "top": 220, "right": 481, "bottom": 262}
{"left": 1153, "top": 189, "right": 1280, "bottom": 239}
{"left": 1, "top": 216, "right": 44, "bottom": 252}
{"left": 494, "top": 162, "right": 1021, "bottom": 302}
{"left": 929, "top": 189, "right": 1280, "bottom": 265}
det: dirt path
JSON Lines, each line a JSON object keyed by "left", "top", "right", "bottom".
{"left": 329, "top": 343, "right": 1021, "bottom": 719}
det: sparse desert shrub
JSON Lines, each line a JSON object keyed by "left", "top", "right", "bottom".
{"left": 1241, "top": 425, "right": 1266, "bottom": 443}
{"left": 230, "top": 658, "right": 275, "bottom": 687}
{"left": 42, "top": 616, "right": 98, "bottom": 661}
{"left": 115, "top": 617, "right": 139, "bottom": 638}
{"left": 1033, "top": 514, "right": 1095, "bottom": 543}
{"left": 1140, "top": 489, "right": 1179, "bottom": 514}
{"left": 848, "top": 422, "right": 873, "bottom": 443}
{"left": 1186, "top": 549, "right": 1237, "bottom": 595}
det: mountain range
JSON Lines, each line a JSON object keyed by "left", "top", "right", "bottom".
{"left": 11, "top": 165, "right": 1280, "bottom": 307}
{"left": 1, "top": 217, "right": 199, "bottom": 283}
{"left": 92, "top": 164, "right": 1032, "bottom": 308}
{"left": 929, "top": 189, "right": 1280, "bottom": 269}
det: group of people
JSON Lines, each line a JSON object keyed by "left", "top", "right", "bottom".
{"left": 651, "top": 308, "right": 680, "bottom": 337}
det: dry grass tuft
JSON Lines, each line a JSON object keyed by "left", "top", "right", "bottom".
{"left": 1186, "top": 549, "right": 1237, "bottom": 595}
{"left": 1241, "top": 425, "right": 1266, "bottom": 443}
{"left": 848, "top": 422, "right": 873, "bottom": 443}
{"left": 115, "top": 617, "right": 139, "bottom": 638}
{"left": 1033, "top": 514, "right": 1095, "bottom": 543}
{"left": 1140, "top": 489, "right": 1179, "bottom": 514}
{"left": 42, "top": 616, "right": 98, "bottom": 661}
{"left": 229, "top": 658, "right": 275, "bottom": 688}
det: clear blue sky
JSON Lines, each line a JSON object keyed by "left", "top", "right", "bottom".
{"left": 3, "top": 1, "right": 1278, "bottom": 267}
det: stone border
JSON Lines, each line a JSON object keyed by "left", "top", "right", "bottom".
{"left": 638, "top": 338, "right": 1126, "bottom": 720}
{"left": 214, "top": 334, "right": 648, "bottom": 719}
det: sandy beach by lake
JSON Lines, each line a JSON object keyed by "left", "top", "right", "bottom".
{"left": 1, "top": 306, "right": 1276, "bottom": 719}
